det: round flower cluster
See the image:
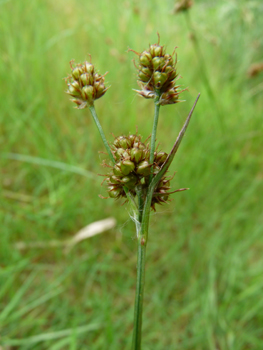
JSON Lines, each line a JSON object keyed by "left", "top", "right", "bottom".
{"left": 130, "top": 38, "right": 183, "bottom": 105}
{"left": 65, "top": 60, "right": 108, "bottom": 109}
{"left": 104, "top": 134, "right": 172, "bottom": 210}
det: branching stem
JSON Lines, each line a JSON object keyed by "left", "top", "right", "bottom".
{"left": 131, "top": 94, "right": 200, "bottom": 350}
{"left": 132, "top": 92, "right": 161, "bottom": 350}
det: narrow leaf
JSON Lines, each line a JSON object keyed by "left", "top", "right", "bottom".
{"left": 2, "top": 324, "right": 101, "bottom": 346}
{"left": 150, "top": 93, "right": 200, "bottom": 190}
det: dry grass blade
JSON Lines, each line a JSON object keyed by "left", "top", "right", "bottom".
{"left": 65, "top": 217, "right": 116, "bottom": 252}
{"left": 14, "top": 218, "right": 116, "bottom": 253}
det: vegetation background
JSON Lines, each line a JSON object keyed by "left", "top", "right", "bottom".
{"left": 0, "top": 0, "right": 262, "bottom": 349}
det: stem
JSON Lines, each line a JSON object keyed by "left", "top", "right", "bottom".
{"left": 89, "top": 104, "right": 115, "bottom": 163}
{"left": 132, "top": 92, "right": 162, "bottom": 349}
{"left": 132, "top": 240, "right": 147, "bottom": 350}
{"left": 130, "top": 94, "right": 200, "bottom": 348}
{"left": 132, "top": 187, "right": 148, "bottom": 350}
{"left": 149, "top": 92, "right": 161, "bottom": 183}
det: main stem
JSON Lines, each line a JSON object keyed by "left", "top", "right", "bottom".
{"left": 132, "top": 239, "right": 147, "bottom": 350}
{"left": 132, "top": 188, "right": 148, "bottom": 350}
{"left": 132, "top": 93, "right": 161, "bottom": 349}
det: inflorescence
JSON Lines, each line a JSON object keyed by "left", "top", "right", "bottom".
{"left": 65, "top": 37, "right": 188, "bottom": 210}
{"left": 129, "top": 35, "right": 185, "bottom": 105}
{"left": 65, "top": 59, "right": 109, "bottom": 109}
{"left": 102, "top": 134, "right": 183, "bottom": 211}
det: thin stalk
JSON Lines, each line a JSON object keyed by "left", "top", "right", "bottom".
{"left": 89, "top": 104, "right": 138, "bottom": 211}
{"left": 149, "top": 92, "right": 161, "bottom": 183}
{"left": 89, "top": 105, "right": 115, "bottom": 163}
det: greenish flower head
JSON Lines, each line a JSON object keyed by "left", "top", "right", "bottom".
{"left": 65, "top": 59, "right": 109, "bottom": 109}
{"left": 103, "top": 133, "right": 175, "bottom": 210}
{"left": 129, "top": 35, "right": 185, "bottom": 106}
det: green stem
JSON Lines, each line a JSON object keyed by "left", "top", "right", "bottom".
{"left": 132, "top": 187, "right": 147, "bottom": 350}
{"left": 132, "top": 239, "right": 147, "bottom": 350}
{"left": 89, "top": 104, "right": 115, "bottom": 163}
{"left": 131, "top": 92, "right": 162, "bottom": 349}
{"left": 131, "top": 189, "right": 152, "bottom": 350}
{"left": 149, "top": 92, "right": 161, "bottom": 183}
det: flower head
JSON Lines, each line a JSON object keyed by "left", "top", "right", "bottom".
{"left": 102, "top": 134, "right": 185, "bottom": 210}
{"left": 129, "top": 34, "right": 185, "bottom": 105}
{"left": 65, "top": 59, "right": 109, "bottom": 109}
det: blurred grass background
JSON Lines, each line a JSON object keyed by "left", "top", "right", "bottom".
{"left": 0, "top": 0, "right": 263, "bottom": 349}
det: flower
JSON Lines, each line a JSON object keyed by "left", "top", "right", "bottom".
{"left": 129, "top": 34, "right": 185, "bottom": 105}
{"left": 102, "top": 134, "right": 183, "bottom": 210}
{"left": 65, "top": 59, "right": 109, "bottom": 109}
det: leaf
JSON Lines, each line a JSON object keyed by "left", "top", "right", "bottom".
{"left": 150, "top": 93, "right": 200, "bottom": 190}
{"left": 140, "top": 94, "right": 200, "bottom": 243}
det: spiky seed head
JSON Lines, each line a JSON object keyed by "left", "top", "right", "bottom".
{"left": 102, "top": 133, "right": 184, "bottom": 209}
{"left": 129, "top": 36, "right": 185, "bottom": 105}
{"left": 65, "top": 58, "right": 108, "bottom": 108}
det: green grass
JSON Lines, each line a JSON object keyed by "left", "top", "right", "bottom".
{"left": 1, "top": 0, "right": 263, "bottom": 349}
